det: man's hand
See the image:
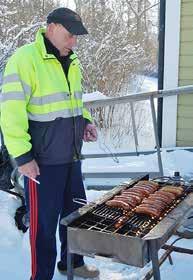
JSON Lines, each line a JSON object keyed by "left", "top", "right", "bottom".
{"left": 83, "top": 123, "right": 98, "bottom": 142}
{"left": 18, "top": 159, "right": 40, "bottom": 179}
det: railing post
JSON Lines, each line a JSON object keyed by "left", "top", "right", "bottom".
{"left": 150, "top": 95, "right": 164, "bottom": 176}
{"left": 130, "top": 101, "right": 139, "bottom": 155}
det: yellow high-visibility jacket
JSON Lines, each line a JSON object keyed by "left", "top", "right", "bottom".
{"left": 0, "top": 28, "right": 92, "bottom": 165}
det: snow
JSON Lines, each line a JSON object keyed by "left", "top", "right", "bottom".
{"left": 83, "top": 91, "right": 108, "bottom": 102}
{"left": 82, "top": 149, "right": 193, "bottom": 178}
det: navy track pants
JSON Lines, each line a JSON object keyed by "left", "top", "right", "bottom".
{"left": 24, "top": 161, "right": 86, "bottom": 280}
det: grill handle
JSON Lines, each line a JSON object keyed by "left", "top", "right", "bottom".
{"left": 73, "top": 198, "right": 93, "bottom": 206}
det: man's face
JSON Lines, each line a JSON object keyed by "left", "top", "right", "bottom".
{"left": 49, "top": 23, "right": 77, "bottom": 56}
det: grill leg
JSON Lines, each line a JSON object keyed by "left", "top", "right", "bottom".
{"left": 149, "top": 240, "right": 161, "bottom": 280}
{"left": 67, "top": 243, "right": 74, "bottom": 280}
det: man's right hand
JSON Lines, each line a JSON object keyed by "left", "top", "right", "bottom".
{"left": 18, "top": 159, "right": 40, "bottom": 179}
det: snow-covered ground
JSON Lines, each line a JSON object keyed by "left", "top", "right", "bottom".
{"left": 82, "top": 149, "right": 193, "bottom": 188}
{"left": 82, "top": 149, "right": 193, "bottom": 178}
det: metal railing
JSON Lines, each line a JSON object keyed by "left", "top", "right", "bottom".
{"left": 83, "top": 85, "right": 193, "bottom": 180}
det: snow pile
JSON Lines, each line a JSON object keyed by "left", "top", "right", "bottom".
{"left": 83, "top": 91, "right": 108, "bottom": 102}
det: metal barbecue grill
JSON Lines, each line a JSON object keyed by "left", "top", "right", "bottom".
{"left": 61, "top": 175, "right": 193, "bottom": 280}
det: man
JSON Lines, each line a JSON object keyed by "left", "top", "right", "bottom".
{"left": 0, "top": 7, "right": 99, "bottom": 280}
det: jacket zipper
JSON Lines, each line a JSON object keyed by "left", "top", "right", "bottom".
{"left": 66, "top": 59, "right": 80, "bottom": 161}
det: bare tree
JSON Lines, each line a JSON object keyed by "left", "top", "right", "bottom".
{"left": 0, "top": 0, "right": 60, "bottom": 92}
{"left": 0, "top": 0, "right": 59, "bottom": 75}
{"left": 74, "top": 0, "right": 158, "bottom": 149}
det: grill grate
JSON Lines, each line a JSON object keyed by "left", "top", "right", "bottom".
{"left": 69, "top": 178, "right": 192, "bottom": 238}
{"left": 92, "top": 203, "right": 123, "bottom": 219}
{"left": 70, "top": 192, "right": 188, "bottom": 237}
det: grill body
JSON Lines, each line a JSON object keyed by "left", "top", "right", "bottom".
{"left": 68, "top": 227, "right": 148, "bottom": 267}
{"left": 62, "top": 176, "right": 193, "bottom": 268}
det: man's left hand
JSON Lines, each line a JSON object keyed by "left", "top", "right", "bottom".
{"left": 83, "top": 123, "right": 98, "bottom": 142}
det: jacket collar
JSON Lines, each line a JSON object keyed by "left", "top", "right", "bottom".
{"left": 35, "top": 28, "right": 77, "bottom": 61}
{"left": 35, "top": 28, "right": 55, "bottom": 59}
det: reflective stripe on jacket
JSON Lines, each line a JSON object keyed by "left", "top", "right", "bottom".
{"left": 0, "top": 28, "right": 92, "bottom": 165}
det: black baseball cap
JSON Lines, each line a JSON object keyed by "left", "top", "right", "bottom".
{"left": 47, "top": 7, "right": 88, "bottom": 35}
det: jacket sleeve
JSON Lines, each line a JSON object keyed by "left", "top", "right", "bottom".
{"left": 0, "top": 50, "right": 34, "bottom": 166}
{"left": 83, "top": 107, "right": 92, "bottom": 123}
{"left": 75, "top": 55, "right": 93, "bottom": 124}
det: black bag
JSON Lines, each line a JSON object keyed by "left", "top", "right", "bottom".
{"left": 0, "top": 144, "right": 14, "bottom": 191}
{"left": 0, "top": 144, "right": 28, "bottom": 232}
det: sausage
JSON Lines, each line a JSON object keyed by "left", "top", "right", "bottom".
{"left": 136, "top": 180, "right": 159, "bottom": 189}
{"left": 150, "top": 194, "right": 172, "bottom": 204}
{"left": 121, "top": 190, "right": 145, "bottom": 199}
{"left": 142, "top": 197, "right": 168, "bottom": 206}
{"left": 157, "top": 190, "right": 176, "bottom": 200}
{"left": 133, "top": 186, "right": 153, "bottom": 192}
{"left": 140, "top": 203, "right": 165, "bottom": 211}
{"left": 135, "top": 206, "right": 161, "bottom": 217}
{"left": 137, "top": 186, "right": 156, "bottom": 193}
{"left": 161, "top": 186, "right": 184, "bottom": 197}
{"left": 114, "top": 195, "right": 138, "bottom": 205}
{"left": 133, "top": 185, "right": 155, "bottom": 194}
{"left": 119, "top": 193, "right": 142, "bottom": 204}
{"left": 138, "top": 200, "right": 161, "bottom": 208}
{"left": 142, "top": 198, "right": 168, "bottom": 208}
{"left": 131, "top": 187, "right": 151, "bottom": 197}
{"left": 135, "top": 183, "right": 157, "bottom": 192}
{"left": 163, "top": 185, "right": 184, "bottom": 192}
{"left": 155, "top": 192, "right": 174, "bottom": 202}
{"left": 136, "top": 202, "right": 165, "bottom": 212}
{"left": 106, "top": 199, "right": 131, "bottom": 210}
{"left": 150, "top": 193, "right": 173, "bottom": 204}
{"left": 113, "top": 196, "right": 137, "bottom": 208}
{"left": 120, "top": 192, "right": 143, "bottom": 203}
{"left": 114, "top": 195, "right": 141, "bottom": 208}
